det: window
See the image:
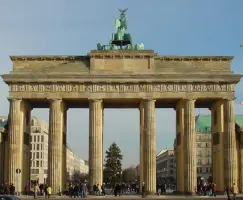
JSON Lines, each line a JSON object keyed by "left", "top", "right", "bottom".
{"left": 36, "top": 152, "right": 39, "bottom": 159}
{"left": 36, "top": 161, "right": 39, "bottom": 167}
{"left": 197, "top": 143, "right": 201, "bottom": 148}
{"left": 206, "top": 143, "right": 208, "bottom": 147}
{"left": 40, "top": 161, "right": 43, "bottom": 167}
{"left": 34, "top": 136, "right": 36, "bottom": 142}
{"left": 207, "top": 159, "right": 210, "bottom": 164}
{"left": 37, "top": 144, "right": 40, "bottom": 150}
{"left": 41, "top": 135, "right": 44, "bottom": 142}
{"left": 198, "top": 159, "right": 201, "bottom": 164}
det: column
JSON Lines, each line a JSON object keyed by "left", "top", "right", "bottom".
{"left": 139, "top": 101, "right": 144, "bottom": 192}
{"left": 62, "top": 105, "right": 68, "bottom": 192}
{"left": 22, "top": 104, "right": 32, "bottom": 190}
{"left": 143, "top": 99, "right": 156, "bottom": 194}
{"left": 89, "top": 99, "right": 103, "bottom": 190}
{"left": 48, "top": 99, "right": 64, "bottom": 194}
{"left": 175, "top": 100, "right": 185, "bottom": 193}
{"left": 239, "top": 131, "right": 243, "bottom": 193}
{"left": 0, "top": 131, "right": 4, "bottom": 185}
{"left": 7, "top": 98, "right": 24, "bottom": 193}
{"left": 224, "top": 99, "right": 237, "bottom": 188}
{"left": 211, "top": 100, "right": 225, "bottom": 192}
{"left": 184, "top": 99, "right": 196, "bottom": 194}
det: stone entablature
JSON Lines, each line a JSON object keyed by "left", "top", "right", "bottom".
{"left": 9, "top": 82, "right": 235, "bottom": 93}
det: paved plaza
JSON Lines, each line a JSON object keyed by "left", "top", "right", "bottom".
{"left": 17, "top": 194, "right": 243, "bottom": 200}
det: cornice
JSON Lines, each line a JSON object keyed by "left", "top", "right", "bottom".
{"left": 2, "top": 73, "right": 242, "bottom": 84}
{"left": 155, "top": 56, "right": 234, "bottom": 61}
{"left": 10, "top": 56, "right": 88, "bottom": 61}
{"left": 9, "top": 55, "right": 234, "bottom": 61}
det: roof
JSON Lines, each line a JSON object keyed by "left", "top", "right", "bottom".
{"left": 195, "top": 114, "right": 243, "bottom": 134}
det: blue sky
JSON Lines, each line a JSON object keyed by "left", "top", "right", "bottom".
{"left": 0, "top": 0, "right": 243, "bottom": 167}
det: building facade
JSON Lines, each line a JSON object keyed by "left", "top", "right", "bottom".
{"left": 0, "top": 116, "right": 89, "bottom": 187}
{"left": 66, "top": 146, "right": 89, "bottom": 181}
{"left": 156, "top": 150, "right": 176, "bottom": 184}
{"left": 195, "top": 115, "right": 212, "bottom": 181}
{"left": 0, "top": 117, "right": 8, "bottom": 185}
{"left": 30, "top": 117, "right": 49, "bottom": 184}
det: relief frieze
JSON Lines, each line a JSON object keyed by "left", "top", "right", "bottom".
{"left": 9, "top": 83, "right": 234, "bottom": 93}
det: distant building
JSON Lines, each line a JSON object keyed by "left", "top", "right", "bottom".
{"left": 173, "top": 114, "right": 243, "bottom": 182}
{"left": 156, "top": 149, "right": 176, "bottom": 184}
{"left": 194, "top": 115, "right": 212, "bottom": 180}
{"left": 0, "top": 117, "right": 8, "bottom": 185}
{"left": 66, "top": 146, "right": 89, "bottom": 181}
{"left": 0, "top": 116, "right": 89, "bottom": 185}
{"left": 30, "top": 117, "right": 49, "bottom": 184}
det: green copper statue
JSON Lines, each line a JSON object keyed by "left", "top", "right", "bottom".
{"left": 97, "top": 8, "right": 144, "bottom": 50}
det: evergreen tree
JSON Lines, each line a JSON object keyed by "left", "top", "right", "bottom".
{"left": 103, "top": 142, "right": 123, "bottom": 184}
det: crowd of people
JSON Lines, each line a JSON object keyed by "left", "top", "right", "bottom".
{"left": 0, "top": 183, "right": 16, "bottom": 195}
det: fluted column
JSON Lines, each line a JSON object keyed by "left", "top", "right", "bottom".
{"left": 211, "top": 100, "right": 225, "bottom": 192}
{"left": 184, "top": 99, "right": 196, "bottom": 194}
{"left": 8, "top": 98, "right": 23, "bottom": 193}
{"left": 143, "top": 99, "right": 156, "bottom": 194}
{"left": 89, "top": 99, "right": 103, "bottom": 190}
{"left": 62, "top": 106, "right": 68, "bottom": 192}
{"left": 224, "top": 99, "right": 237, "bottom": 188}
{"left": 139, "top": 101, "right": 144, "bottom": 192}
{"left": 48, "top": 99, "right": 64, "bottom": 194}
{"left": 0, "top": 131, "right": 5, "bottom": 185}
{"left": 175, "top": 100, "right": 185, "bottom": 193}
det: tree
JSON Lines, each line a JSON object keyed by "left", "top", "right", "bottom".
{"left": 72, "top": 171, "right": 89, "bottom": 184}
{"left": 103, "top": 142, "right": 123, "bottom": 184}
{"left": 122, "top": 167, "right": 138, "bottom": 183}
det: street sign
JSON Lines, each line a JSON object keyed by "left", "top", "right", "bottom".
{"left": 16, "top": 168, "right": 21, "bottom": 174}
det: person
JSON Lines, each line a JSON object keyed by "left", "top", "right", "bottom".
{"left": 24, "top": 184, "right": 30, "bottom": 196}
{"left": 34, "top": 183, "right": 39, "bottom": 199}
{"left": 225, "top": 185, "right": 231, "bottom": 200}
{"left": 232, "top": 183, "right": 237, "bottom": 200}
{"left": 212, "top": 183, "right": 216, "bottom": 197}
{"left": 46, "top": 185, "right": 52, "bottom": 199}
{"left": 142, "top": 182, "right": 146, "bottom": 198}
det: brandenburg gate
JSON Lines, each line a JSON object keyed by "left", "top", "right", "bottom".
{"left": 1, "top": 9, "right": 243, "bottom": 195}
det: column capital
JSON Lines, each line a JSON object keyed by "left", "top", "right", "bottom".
{"left": 183, "top": 97, "right": 196, "bottom": 102}
{"left": 223, "top": 97, "right": 236, "bottom": 101}
{"left": 47, "top": 98, "right": 62, "bottom": 102}
{"left": 7, "top": 97, "right": 22, "bottom": 102}
{"left": 142, "top": 98, "right": 156, "bottom": 102}
{"left": 88, "top": 98, "right": 103, "bottom": 103}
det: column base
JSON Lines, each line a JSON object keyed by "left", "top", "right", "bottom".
{"left": 184, "top": 192, "right": 197, "bottom": 196}
{"left": 146, "top": 191, "right": 156, "bottom": 195}
{"left": 175, "top": 191, "right": 197, "bottom": 195}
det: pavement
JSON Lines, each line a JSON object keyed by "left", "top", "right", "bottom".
{"left": 17, "top": 194, "right": 243, "bottom": 200}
